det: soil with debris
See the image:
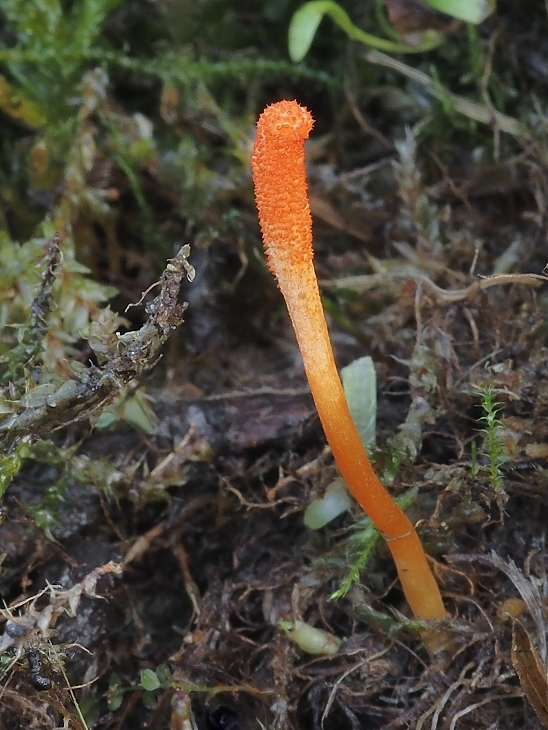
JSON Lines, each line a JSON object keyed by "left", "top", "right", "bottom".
{"left": 1, "top": 1, "right": 548, "bottom": 729}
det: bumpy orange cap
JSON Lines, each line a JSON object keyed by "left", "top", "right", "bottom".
{"left": 251, "top": 100, "right": 314, "bottom": 272}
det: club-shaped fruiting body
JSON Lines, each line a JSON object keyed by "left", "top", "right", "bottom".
{"left": 251, "top": 100, "right": 446, "bottom": 624}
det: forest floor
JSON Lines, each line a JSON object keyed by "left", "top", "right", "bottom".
{"left": 1, "top": 1, "right": 548, "bottom": 729}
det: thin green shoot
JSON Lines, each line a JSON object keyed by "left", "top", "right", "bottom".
{"left": 288, "top": 1, "right": 443, "bottom": 63}
{"left": 330, "top": 519, "right": 378, "bottom": 601}
{"left": 330, "top": 488, "right": 418, "bottom": 601}
{"left": 475, "top": 384, "right": 507, "bottom": 493}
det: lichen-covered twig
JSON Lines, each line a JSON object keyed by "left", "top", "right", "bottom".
{"left": 0, "top": 244, "right": 193, "bottom": 447}
{"left": 27, "top": 233, "right": 62, "bottom": 351}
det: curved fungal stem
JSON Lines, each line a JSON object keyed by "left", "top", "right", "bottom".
{"left": 251, "top": 100, "right": 446, "bottom": 626}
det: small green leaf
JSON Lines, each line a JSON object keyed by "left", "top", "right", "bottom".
{"left": 95, "top": 389, "right": 157, "bottom": 433}
{"left": 95, "top": 411, "right": 117, "bottom": 429}
{"left": 107, "top": 673, "right": 124, "bottom": 712}
{"left": 119, "top": 393, "right": 157, "bottom": 434}
{"left": 422, "top": 0, "right": 495, "bottom": 23}
{"left": 78, "top": 696, "right": 101, "bottom": 727}
{"left": 288, "top": 2, "right": 327, "bottom": 62}
{"left": 288, "top": 0, "right": 443, "bottom": 62}
{"left": 155, "top": 664, "right": 172, "bottom": 687}
{"left": 341, "top": 355, "right": 376, "bottom": 452}
{"left": 304, "top": 478, "right": 352, "bottom": 529}
{"left": 279, "top": 619, "right": 342, "bottom": 655}
{"left": 140, "top": 668, "right": 161, "bottom": 692}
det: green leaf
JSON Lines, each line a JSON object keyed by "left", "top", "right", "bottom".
{"left": 304, "top": 478, "right": 352, "bottom": 529}
{"left": 95, "top": 389, "right": 157, "bottom": 434}
{"left": 140, "top": 668, "right": 161, "bottom": 692}
{"left": 95, "top": 412, "right": 117, "bottom": 429}
{"left": 279, "top": 619, "right": 341, "bottom": 655}
{"left": 288, "top": 0, "right": 443, "bottom": 62}
{"left": 107, "top": 673, "right": 124, "bottom": 712}
{"left": 154, "top": 664, "right": 172, "bottom": 687}
{"left": 119, "top": 392, "right": 157, "bottom": 434}
{"left": 341, "top": 355, "right": 377, "bottom": 452}
{"left": 422, "top": 0, "right": 496, "bottom": 23}
{"left": 288, "top": 2, "right": 326, "bottom": 62}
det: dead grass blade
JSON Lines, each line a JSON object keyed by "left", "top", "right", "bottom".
{"left": 363, "top": 49, "right": 529, "bottom": 140}
{"left": 511, "top": 620, "right": 548, "bottom": 729}
{"left": 323, "top": 269, "right": 548, "bottom": 303}
{"left": 488, "top": 554, "right": 547, "bottom": 661}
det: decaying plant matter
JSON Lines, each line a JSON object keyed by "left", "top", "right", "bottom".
{"left": 0, "top": 240, "right": 194, "bottom": 447}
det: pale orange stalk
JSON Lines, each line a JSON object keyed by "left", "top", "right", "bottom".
{"left": 251, "top": 100, "right": 446, "bottom": 623}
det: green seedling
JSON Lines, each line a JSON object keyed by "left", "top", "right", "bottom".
{"left": 288, "top": 0, "right": 496, "bottom": 65}
{"left": 288, "top": 0, "right": 443, "bottom": 63}
{"left": 473, "top": 384, "right": 508, "bottom": 494}
{"left": 107, "top": 665, "right": 173, "bottom": 712}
